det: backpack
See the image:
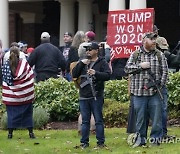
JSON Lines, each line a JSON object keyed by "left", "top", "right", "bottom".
{"left": 70, "top": 60, "right": 97, "bottom": 89}
{"left": 70, "top": 61, "right": 81, "bottom": 89}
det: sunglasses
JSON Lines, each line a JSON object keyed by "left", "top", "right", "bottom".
{"left": 86, "top": 47, "right": 93, "bottom": 51}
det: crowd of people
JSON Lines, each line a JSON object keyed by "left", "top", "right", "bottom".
{"left": 0, "top": 25, "right": 179, "bottom": 148}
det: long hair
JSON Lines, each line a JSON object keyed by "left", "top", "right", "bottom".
{"left": 71, "top": 31, "right": 85, "bottom": 49}
{"left": 9, "top": 46, "right": 20, "bottom": 76}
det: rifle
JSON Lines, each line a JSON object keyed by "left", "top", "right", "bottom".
{"left": 87, "top": 73, "right": 97, "bottom": 101}
{"left": 128, "top": 68, "right": 164, "bottom": 101}
{"left": 80, "top": 65, "right": 97, "bottom": 100}
{"left": 144, "top": 69, "right": 164, "bottom": 101}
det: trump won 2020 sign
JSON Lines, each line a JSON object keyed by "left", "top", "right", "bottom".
{"left": 107, "top": 8, "right": 154, "bottom": 59}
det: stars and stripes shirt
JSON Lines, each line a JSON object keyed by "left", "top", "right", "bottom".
{"left": 2, "top": 59, "right": 34, "bottom": 105}
{"left": 125, "top": 48, "right": 168, "bottom": 96}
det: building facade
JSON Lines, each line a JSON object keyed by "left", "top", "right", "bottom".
{"left": 0, "top": 0, "right": 179, "bottom": 49}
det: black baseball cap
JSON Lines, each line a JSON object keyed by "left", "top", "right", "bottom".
{"left": 143, "top": 32, "right": 158, "bottom": 39}
{"left": 83, "top": 42, "right": 99, "bottom": 50}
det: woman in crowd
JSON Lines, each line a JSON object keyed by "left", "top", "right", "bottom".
{"left": 66, "top": 31, "right": 86, "bottom": 81}
{"left": 2, "top": 46, "right": 35, "bottom": 139}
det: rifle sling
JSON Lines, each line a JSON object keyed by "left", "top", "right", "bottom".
{"left": 80, "top": 60, "right": 96, "bottom": 88}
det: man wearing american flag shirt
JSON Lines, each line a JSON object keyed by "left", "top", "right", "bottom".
{"left": 2, "top": 46, "right": 35, "bottom": 139}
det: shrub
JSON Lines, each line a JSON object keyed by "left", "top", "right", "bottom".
{"left": 0, "top": 87, "right": 6, "bottom": 118}
{"left": 167, "top": 71, "right": 180, "bottom": 118}
{"left": 34, "top": 78, "right": 79, "bottom": 121}
{"left": 103, "top": 99, "right": 129, "bottom": 128}
{"left": 105, "top": 79, "right": 129, "bottom": 103}
{"left": 33, "top": 107, "right": 50, "bottom": 129}
{"left": 0, "top": 104, "right": 6, "bottom": 118}
{"left": 0, "top": 112, "right": 7, "bottom": 130}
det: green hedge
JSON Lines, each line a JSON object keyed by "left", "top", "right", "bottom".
{"left": 33, "top": 107, "right": 50, "bottom": 129}
{"left": 104, "top": 79, "right": 129, "bottom": 103}
{"left": 34, "top": 78, "right": 79, "bottom": 121}
{"left": 104, "top": 72, "right": 180, "bottom": 119}
{"left": 103, "top": 99, "right": 129, "bottom": 128}
{"left": 0, "top": 72, "right": 179, "bottom": 124}
{"left": 167, "top": 72, "right": 180, "bottom": 118}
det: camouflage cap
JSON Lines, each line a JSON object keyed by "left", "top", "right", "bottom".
{"left": 156, "top": 37, "right": 169, "bottom": 50}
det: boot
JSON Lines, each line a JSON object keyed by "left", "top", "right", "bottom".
{"left": 29, "top": 132, "right": 36, "bottom": 139}
{"left": 28, "top": 127, "right": 36, "bottom": 139}
{"left": 8, "top": 128, "right": 13, "bottom": 139}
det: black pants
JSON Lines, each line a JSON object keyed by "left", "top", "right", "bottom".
{"left": 126, "top": 95, "right": 136, "bottom": 133}
{"left": 36, "top": 72, "right": 58, "bottom": 82}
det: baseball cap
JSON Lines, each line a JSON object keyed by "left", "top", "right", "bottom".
{"left": 143, "top": 32, "right": 158, "bottom": 39}
{"left": 41, "top": 32, "right": 50, "bottom": 39}
{"left": 83, "top": 42, "right": 99, "bottom": 50}
{"left": 18, "top": 42, "right": 24, "bottom": 48}
{"left": 78, "top": 42, "right": 90, "bottom": 59}
{"left": 64, "top": 32, "right": 73, "bottom": 37}
{"left": 156, "top": 37, "right": 169, "bottom": 50}
{"left": 27, "top": 47, "right": 34, "bottom": 54}
{"left": 85, "top": 31, "right": 96, "bottom": 39}
{"left": 18, "top": 41, "right": 28, "bottom": 48}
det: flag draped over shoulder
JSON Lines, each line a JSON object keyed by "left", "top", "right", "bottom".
{"left": 2, "top": 59, "right": 34, "bottom": 105}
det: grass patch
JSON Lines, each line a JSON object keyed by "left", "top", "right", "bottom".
{"left": 0, "top": 127, "right": 179, "bottom": 154}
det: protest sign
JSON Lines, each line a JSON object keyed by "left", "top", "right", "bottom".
{"left": 107, "top": 8, "right": 154, "bottom": 59}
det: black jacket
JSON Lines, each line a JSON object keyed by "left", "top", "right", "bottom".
{"left": 72, "top": 57, "right": 111, "bottom": 98}
{"left": 111, "top": 58, "right": 128, "bottom": 80}
{"left": 59, "top": 45, "right": 79, "bottom": 72}
{"left": 66, "top": 46, "right": 79, "bottom": 72}
{"left": 28, "top": 43, "right": 66, "bottom": 74}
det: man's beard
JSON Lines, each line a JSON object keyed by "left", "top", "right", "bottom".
{"left": 150, "top": 45, "right": 156, "bottom": 51}
{"left": 145, "top": 44, "right": 156, "bottom": 51}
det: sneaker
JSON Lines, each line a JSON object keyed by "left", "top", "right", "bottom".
{"left": 81, "top": 143, "right": 89, "bottom": 149}
{"left": 97, "top": 143, "right": 107, "bottom": 148}
{"left": 74, "top": 143, "right": 89, "bottom": 149}
{"left": 29, "top": 133, "right": 36, "bottom": 139}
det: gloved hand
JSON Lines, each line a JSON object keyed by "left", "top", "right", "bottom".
{"left": 139, "top": 62, "right": 150, "bottom": 69}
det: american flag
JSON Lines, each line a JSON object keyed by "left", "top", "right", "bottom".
{"left": 2, "top": 59, "right": 34, "bottom": 105}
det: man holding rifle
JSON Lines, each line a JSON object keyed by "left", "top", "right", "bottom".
{"left": 72, "top": 42, "right": 111, "bottom": 149}
{"left": 125, "top": 32, "right": 168, "bottom": 146}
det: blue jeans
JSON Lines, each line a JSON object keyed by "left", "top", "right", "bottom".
{"left": 79, "top": 97, "right": 105, "bottom": 145}
{"left": 133, "top": 94, "right": 163, "bottom": 144}
{"left": 65, "top": 72, "right": 72, "bottom": 82}
{"left": 162, "top": 86, "right": 168, "bottom": 136}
